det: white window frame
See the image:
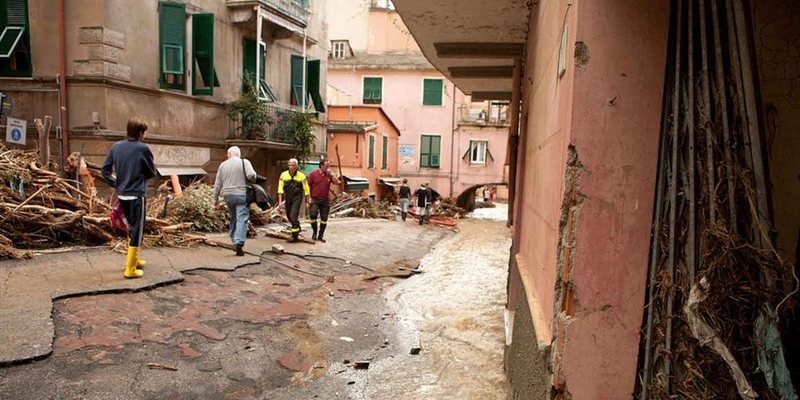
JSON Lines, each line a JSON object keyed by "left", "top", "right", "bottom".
{"left": 0, "top": 27, "right": 25, "bottom": 58}
{"left": 331, "top": 40, "right": 349, "bottom": 59}
{"left": 469, "top": 140, "right": 488, "bottom": 164}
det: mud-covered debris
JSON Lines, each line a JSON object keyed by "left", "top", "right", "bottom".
{"left": 410, "top": 334, "right": 422, "bottom": 355}
{"left": 271, "top": 243, "right": 284, "bottom": 254}
{"left": 352, "top": 361, "right": 370, "bottom": 370}
{"left": 146, "top": 362, "right": 178, "bottom": 371}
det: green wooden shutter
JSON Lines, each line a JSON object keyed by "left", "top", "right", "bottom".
{"left": 259, "top": 41, "right": 266, "bottom": 80}
{"left": 430, "top": 136, "right": 441, "bottom": 167}
{"left": 363, "top": 77, "right": 382, "bottom": 104}
{"left": 306, "top": 59, "right": 325, "bottom": 112}
{"left": 423, "top": 78, "right": 443, "bottom": 106}
{"left": 420, "top": 135, "right": 431, "bottom": 167}
{"left": 159, "top": 1, "right": 186, "bottom": 89}
{"left": 382, "top": 135, "right": 388, "bottom": 169}
{"left": 242, "top": 38, "right": 257, "bottom": 91}
{"left": 4, "top": 0, "right": 27, "bottom": 26}
{"left": 0, "top": 0, "right": 30, "bottom": 75}
{"left": 0, "top": 0, "right": 27, "bottom": 57}
{"left": 368, "top": 135, "right": 375, "bottom": 169}
{"left": 290, "top": 54, "right": 304, "bottom": 106}
{"left": 192, "top": 13, "right": 216, "bottom": 95}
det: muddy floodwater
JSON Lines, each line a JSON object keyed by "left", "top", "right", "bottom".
{"left": 369, "top": 204, "right": 511, "bottom": 399}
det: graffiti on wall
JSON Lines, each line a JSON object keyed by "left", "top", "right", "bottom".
{"left": 399, "top": 145, "right": 416, "bottom": 166}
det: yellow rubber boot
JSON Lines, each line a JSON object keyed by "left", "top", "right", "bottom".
{"left": 124, "top": 246, "right": 144, "bottom": 279}
{"left": 127, "top": 240, "right": 145, "bottom": 269}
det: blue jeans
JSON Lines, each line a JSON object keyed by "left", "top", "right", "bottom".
{"left": 224, "top": 194, "right": 249, "bottom": 246}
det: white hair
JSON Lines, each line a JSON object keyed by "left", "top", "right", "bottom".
{"left": 227, "top": 146, "right": 241, "bottom": 158}
{"left": 288, "top": 158, "right": 298, "bottom": 165}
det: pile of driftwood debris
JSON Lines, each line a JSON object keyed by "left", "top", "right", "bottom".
{"left": 329, "top": 192, "right": 466, "bottom": 221}
{"left": 0, "top": 145, "right": 217, "bottom": 260}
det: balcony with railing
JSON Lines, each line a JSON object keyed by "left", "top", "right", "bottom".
{"left": 457, "top": 103, "right": 509, "bottom": 127}
{"left": 227, "top": 0, "right": 310, "bottom": 27}
{"left": 227, "top": 102, "right": 312, "bottom": 145}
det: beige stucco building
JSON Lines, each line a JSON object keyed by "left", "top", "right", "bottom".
{"left": 1, "top": 0, "right": 328, "bottom": 197}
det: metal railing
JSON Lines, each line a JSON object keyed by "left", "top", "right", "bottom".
{"left": 226, "top": 0, "right": 309, "bottom": 25}
{"left": 260, "top": 0, "right": 309, "bottom": 25}
{"left": 228, "top": 101, "right": 308, "bottom": 143}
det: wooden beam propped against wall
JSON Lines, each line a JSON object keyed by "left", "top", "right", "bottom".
{"left": 435, "top": 42, "right": 524, "bottom": 58}
{"left": 448, "top": 66, "right": 514, "bottom": 78}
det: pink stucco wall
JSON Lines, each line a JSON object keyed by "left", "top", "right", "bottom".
{"left": 515, "top": 0, "right": 669, "bottom": 398}
{"left": 328, "top": 68, "right": 457, "bottom": 196}
{"left": 452, "top": 125, "right": 508, "bottom": 195}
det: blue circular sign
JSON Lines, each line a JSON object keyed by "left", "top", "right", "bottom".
{"left": 10, "top": 128, "right": 21, "bottom": 141}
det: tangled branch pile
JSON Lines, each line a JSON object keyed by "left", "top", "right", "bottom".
{"left": 0, "top": 145, "right": 115, "bottom": 259}
{"left": 0, "top": 146, "right": 222, "bottom": 261}
{"left": 329, "top": 192, "right": 466, "bottom": 221}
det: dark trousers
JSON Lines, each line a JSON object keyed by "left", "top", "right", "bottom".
{"left": 120, "top": 197, "right": 146, "bottom": 247}
{"left": 286, "top": 193, "right": 303, "bottom": 237}
{"left": 308, "top": 198, "right": 330, "bottom": 238}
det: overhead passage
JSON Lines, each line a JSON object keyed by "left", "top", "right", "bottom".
{"left": 390, "top": 0, "right": 527, "bottom": 97}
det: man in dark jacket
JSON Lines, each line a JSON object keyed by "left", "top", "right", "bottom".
{"left": 413, "top": 183, "right": 429, "bottom": 225}
{"left": 398, "top": 178, "right": 411, "bottom": 221}
{"left": 102, "top": 116, "right": 157, "bottom": 279}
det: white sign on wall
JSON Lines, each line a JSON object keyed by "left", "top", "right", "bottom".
{"left": 5, "top": 117, "right": 26, "bottom": 145}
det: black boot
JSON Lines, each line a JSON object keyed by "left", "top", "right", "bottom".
{"left": 287, "top": 233, "right": 299, "bottom": 243}
{"left": 310, "top": 221, "right": 318, "bottom": 240}
{"left": 317, "top": 224, "right": 327, "bottom": 243}
{"left": 401, "top": 212, "right": 406, "bottom": 221}
{"left": 419, "top": 216, "right": 423, "bottom": 225}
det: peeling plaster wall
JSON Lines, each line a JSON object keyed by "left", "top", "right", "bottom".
{"left": 561, "top": 1, "right": 669, "bottom": 398}
{"left": 752, "top": 0, "right": 800, "bottom": 263}
{"left": 511, "top": 0, "right": 669, "bottom": 398}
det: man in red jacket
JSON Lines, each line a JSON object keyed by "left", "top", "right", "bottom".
{"left": 306, "top": 159, "right": 340, "bottom": 242}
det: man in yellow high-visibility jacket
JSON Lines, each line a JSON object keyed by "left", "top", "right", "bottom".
{"left": 277, "top": 158, "right": 310, "bottom": 242}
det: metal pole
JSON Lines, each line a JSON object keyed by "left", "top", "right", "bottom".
{"left": 302, "top": 28, "right": 307, "bottom": 110}
{"left": 256, "top": 6, "right": 262, "bottom": 89}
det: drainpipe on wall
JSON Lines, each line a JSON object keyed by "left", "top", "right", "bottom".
{"left": 449, "top": 83, "right": 457, "bottom": 197}
{"left": 57, "top": 0, "right": 69, "bottom": 174}
{"left": 302, "top": 28, "right": 307, "bottom": 110}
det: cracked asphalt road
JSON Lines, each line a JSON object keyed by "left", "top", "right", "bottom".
{"left": 0, "top": 213, "right": 510, "bottom": 400}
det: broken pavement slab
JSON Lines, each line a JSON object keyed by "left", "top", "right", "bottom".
{"left": 0, "top": 245, "right": 259, "bottom": 364}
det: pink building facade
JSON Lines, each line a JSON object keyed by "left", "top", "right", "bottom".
{"left": 326, "top": 0, "right": 507, "bottom": 198}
